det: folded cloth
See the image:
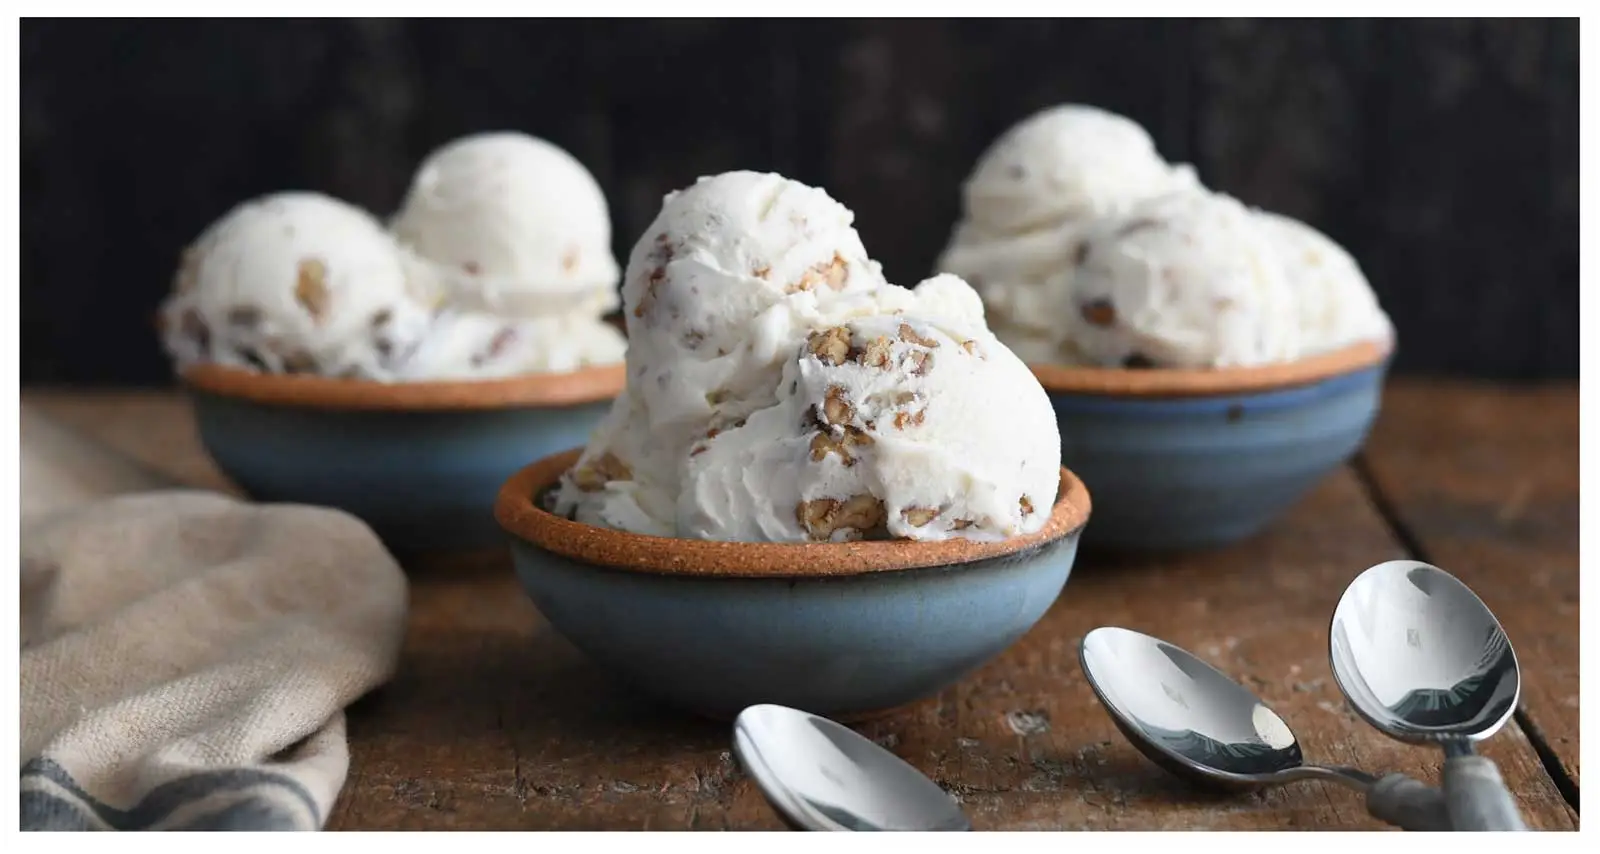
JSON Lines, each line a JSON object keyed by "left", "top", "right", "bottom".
{"left": 19, "top": 407, "right": 408, "bottom": 831}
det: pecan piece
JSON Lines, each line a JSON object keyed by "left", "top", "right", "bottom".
{"left": 808, "top": 428, "right": 874, "bottom": 466}
{"left": 897, "top": 323, "right": 939, "bottom": 348}
{"left": 819, "top": 386, "right": 854, "bottom": 427}
{"left": 796, "top": 494, "right": 887, "bottom": 541}
{"left": 294, "top": 258, "right": 331, "bottom": 322}
{"left": 861, "top": 336, "right": 894, "bottom": 370}
{"left": 892, "top": 408, "right": 927, "bottom": 430}
{"left": 570, "top": 452, "right": 632, "bottom": 491}
{"left": 281, "top": 350, "right": 318, "bottom": 374}
{"left": 789, "top": 251, "right": 849, "bottom": 293}
{"left": 806, "top": 326, "right": 852, "bottom": 366}
{"left": 472, "top": 327, "right": 518, "bottom": 367}
{"left": 1079, "top": 298, "right": 1117, "bottom": 328}
{"left": 633, "top": 266, "right": 667, "bottom": 318}
{"left": 905, "top": 350, "right": 934, "bottom": 376}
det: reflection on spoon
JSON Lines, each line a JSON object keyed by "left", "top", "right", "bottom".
{"left": 1330, "top": 560, "right": 1527, "bottom": 832}
{"left": 732, "top": 704, "right": 970, "bottom": 832}
{"left": 1081, "top": 626, "right": 1450, "bottom": 831}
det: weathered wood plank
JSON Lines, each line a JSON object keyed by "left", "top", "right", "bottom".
{"left": 1359, "top": 381, "right": 1579, "bottom": 798}
{"left": 20, "top": 385, "right": 1578, "bottom": 830}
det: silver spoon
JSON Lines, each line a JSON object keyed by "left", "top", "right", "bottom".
{"left": 1080, "top": 626, "right": 1451, "bottom": 831}
{"left": 732, "top": 703, "right": 970, "bottom": 831}
{"left": 1330, "top": 559, "right": 1528, "bottom": 831}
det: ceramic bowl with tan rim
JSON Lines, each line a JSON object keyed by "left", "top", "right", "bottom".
{"left": 1032, "top": 339, "right": 1392, "bottom": 552}
{"left": 494, "top": 448, "right": 1093, "bottom": 721}
{"left": 183, "top": 364, "right": 625, "bottom": 553}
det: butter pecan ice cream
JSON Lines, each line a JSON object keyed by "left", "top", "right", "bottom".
{"left": 936, "top": 104, "right": 1201, "bottom": 364}
{"left": 679, "top": 276, "right": 1060, "bottom": 543}
{"left": 1255, "top": 211, "right": 1394, "bottom": 358}
{"left": 938, "top": 104, "right": 1394, "bottom": 370}
{"left": 160, "top": 132, "right": 628, "bottom": 383}
{"left": 158, "top": 192, "right": 446, "bottom": 380}
{"left": 552, "top": 171, "right": 1061, "bottom": 544}
{"left": 1062, "top": 192, "right": 1301, "bottom": 369}
{"left": 392, "top": 131, "right": 622, "bottom": 320}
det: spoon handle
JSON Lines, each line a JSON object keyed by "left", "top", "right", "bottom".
{"left": 1365, "top": 773, "right": 1451, "bottom": 832}
{"left": 1442, "top": 755, "right": 1528, "bottom": 831}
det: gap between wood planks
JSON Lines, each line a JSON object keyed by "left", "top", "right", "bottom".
{"left": 1350, "top": 453, "right": 1581, "bottom": 814}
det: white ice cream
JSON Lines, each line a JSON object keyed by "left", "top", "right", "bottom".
{"left": 1255, "top": 211, "right": 1394, "bottom": 357}
{"left": 392, "top": 131, "right": 621, "bottom": 319}
{"left": 940, "top": 104, "right": 1393, "bottom": 369}
{"left": 162, "top": 132, "right": 631, "bottom": 383}
{"left": 679, "top": 276, "right": 1060, "bottom": 543}
{"left": 953, "top": 104, "right": 1201, "bottom": 233}
{"left": 395, "top": 310, "right": 626, "bottom": 380}
{"left": 1063, "top": 192, "right": 1301, "bottom": 369}
{"left": 158, "top": 192, "right": 445, "bottom": 380}
{"left": 552, "top": 172, "right": 1061, "bottom": 543}
{"left": 936, "top": 104, "right": 1202, "bottom": 364}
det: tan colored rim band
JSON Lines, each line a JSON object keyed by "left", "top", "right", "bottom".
{"left": 1029, "top": 339, "right": 1392, "bottom": 398}
{"left": 181, "top": 362, "right": 627, "bottom": 411}
{"left": 494, "top": 448, "right": 1093, "bottom": 579}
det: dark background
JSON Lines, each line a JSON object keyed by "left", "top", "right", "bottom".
{"left": 21, "top": 18, "right": 1578, "bottom": 386}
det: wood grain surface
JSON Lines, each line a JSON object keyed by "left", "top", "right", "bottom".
{"left": 22, "top": 380, "right": 1580, "bottom": 831}
{"left": 1358, "top": 382, "right": 1580, "bottom": 798}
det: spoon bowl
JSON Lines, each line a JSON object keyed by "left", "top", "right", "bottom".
{"left": 1080, "top": 626, "right": 1450, "bottom": 831}
{"left": 1328, "top": 559, "right": 1520, "bottom": 744}
{"left": 1329, "top": 560, "right": 1527, "bottom": 831}
{"left": 1081, "top": 627, "right": 1320, "bottom": 789}
{"left": 732, "top": 704, "right": 970, "bottom": 832}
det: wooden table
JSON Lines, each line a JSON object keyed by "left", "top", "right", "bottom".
{"left": 24, "top": 380, "right": 1580, "bottom": 831}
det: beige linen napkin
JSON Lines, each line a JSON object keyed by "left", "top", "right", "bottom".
{"left": 19, "top": 406, "right": 408, "bottom": 831}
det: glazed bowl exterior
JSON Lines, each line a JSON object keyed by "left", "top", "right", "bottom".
{"left": 494, "top": 449, "right": 1093, "bottom": 720}
{"left": 1032, "top": 341, "right": 1392, "bottom": 552}
{"left": 184, "top": 364, "right": 624, "bottom": 553}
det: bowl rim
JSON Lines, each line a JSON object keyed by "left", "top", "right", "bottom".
{"left": 180, "top": 362, "right": 627, "bottom": 412}
{"left": 495, "top": 448, "right": 1093, "bottom": 579}
{"left": 1029, "top": 339, "right": 1392, "bottom": 398}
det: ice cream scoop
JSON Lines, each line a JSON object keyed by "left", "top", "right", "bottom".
{"left": 937, "top": 105, "right": 1202, "bottom": 366}
{"left": 1061, "top": 191, "right": 1302, "bottom": 369}
{"left": 621, "top": 169, "right": 886, "bottom": 354}
{"left": 1255, "top": 212, "right": 1394, "bottom": 358}
{"left": 553, "top": 172, "right": 1060, "bottom": 545}
{"left": 678, "top": 278, "right": 1059, "bottom": 543}
{"left": 391, "top": 131, "right": 621, "bottom": 319}
{"left": 953, "top": 104, "right": 1200, "bottom": 234}
{"left": 394, "top": 309, "right": 627, "bottom": 380}
{"left": 159, "top": 192, "right": 445, "bottom": 381}
{"left": 940, "top": 104, "right": 1396, "bottom": 372}
{"left": 555, "top": 172, "right": 889, "bottom": 534}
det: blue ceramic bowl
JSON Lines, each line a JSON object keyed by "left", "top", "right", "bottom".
{"left": 1032, "top": 341, "right": 1392, "bottom": 552}
{"left": 183, "top": 364, "right": 624, "bottom": 554}
{"left": 495, "top": 449, "right": 1093, "bottom": 721}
